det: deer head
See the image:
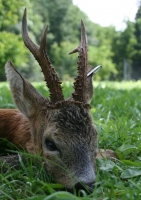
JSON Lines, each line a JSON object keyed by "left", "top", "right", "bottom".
{"left": 5, "top": 8, "right": 102, "bottom": 191}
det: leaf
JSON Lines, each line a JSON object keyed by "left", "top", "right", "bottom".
{"left": 24, "top": 195, "right": 46, "bottom": 200}
{"left": 121, "top": 160, "right": 141, "bottom": 167}
{"left": 97, "top": 159, "right": 122, "bottom": 171}
{"left": 115, "top": 144, "right": 138, "bottom": 159}
{"left": 137, "top": 156, "right": 141, "bottom": 161}
{"left": 43, "top": 191, "right": 79, "bottom": 200}
{"left": 120, "top": 168, "right": 141, "bottom": 179}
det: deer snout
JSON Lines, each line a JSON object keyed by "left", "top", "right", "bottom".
{"left": 75, "top": 181, "right": 95, "bottom": 193}
{"left": 72, "top": 165, "right": 96, "bottom": 193}
{"left": 67, "top": 181, "right": 95, "bottom": 195}
{"left": 77, "top": 164, "right": 96, "bottom": 184}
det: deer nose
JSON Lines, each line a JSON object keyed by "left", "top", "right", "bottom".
{"left": 67, "top": 181, "right": 101, "bottom": 195}
{"left": 74, "top": 181, "right": 95, "bottom": 194}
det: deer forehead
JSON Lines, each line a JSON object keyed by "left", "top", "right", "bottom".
{"left": 54, "top": 104, "right": 95, "bottom": 133}
{"left": 38, "top": 104, "right": 97, "bottom": 144}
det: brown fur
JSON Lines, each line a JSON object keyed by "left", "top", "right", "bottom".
{"left": 0, "top": 109, "right": 34, "bottom": 153}
{"left": 0, "top": 108, "right": 116, "bottom": 159}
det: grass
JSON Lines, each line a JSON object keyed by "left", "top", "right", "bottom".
{"left": 0, "top": 81, "right": 141, "bottom": 199}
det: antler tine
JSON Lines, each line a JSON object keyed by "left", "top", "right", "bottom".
{"left": 69, "top": 20, "right": 88, "bottom": 103}
{"left": 22, "top": 9, "right": 39, "bottom": 53}
{"left": 22, "top": 8, "right": 64, "bottom": 104}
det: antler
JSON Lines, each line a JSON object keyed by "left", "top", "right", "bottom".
{"left": 69, "top": 20, "right": 88, "bottom": 103}
{"left": 22, "top": 8, "right": 64, "bottom": 104}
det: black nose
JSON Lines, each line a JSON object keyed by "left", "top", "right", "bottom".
{"left": 74, "top": 181, "right": 95, "bottom": 194}
{"left": 67, "top": 181, "right": 101, "bottom": 196}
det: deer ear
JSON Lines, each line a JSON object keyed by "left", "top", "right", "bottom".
{"left": 86, "top": 65, "right": 102, "bottom": 103}
{"left": 5, "top": 60, "right": 46, "bottom": 118}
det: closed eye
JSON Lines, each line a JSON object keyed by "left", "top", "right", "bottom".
{"left": 45, "top": 139, "right": 58, "bottom": 151}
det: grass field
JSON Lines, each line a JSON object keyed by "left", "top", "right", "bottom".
{"left": 0, "top": 81, "right": 141, "bottom": 200}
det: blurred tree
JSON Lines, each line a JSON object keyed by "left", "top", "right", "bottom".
{"left": 0, "top": 0, "right": 23, "bottom": 31}
{"left": 33, "top": 0, "right": 89, "bottom": 50}
{"left": 50, "top": 41, "right": 78, "bottom": 79}
{"left": 0, "top": 0, "right": 44, "bottom": 81}
{"left": 132, "top": 2, "right": 141, "bottom": 64}
{"left": 89, "top": 45, "right": 117, "bottom": 80}
{"left": 111, "top": 20, "right": 136, "bottom": 79}
{"left": 92, "top": 25, "right": 118, "bottom": 80}
{"left": 1, "top": 0, "right": 135, "bottom": 81}
{"left": 0, "top": 32, "right": 28, "bottom": 80}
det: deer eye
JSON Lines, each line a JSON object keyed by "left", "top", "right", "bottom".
{"left": 45, "top": 139, "right": 58, "bottom": 151}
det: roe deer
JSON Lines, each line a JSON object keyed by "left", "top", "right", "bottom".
{"left": 0, "top": 8, "right": 116, "bottom": 191}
